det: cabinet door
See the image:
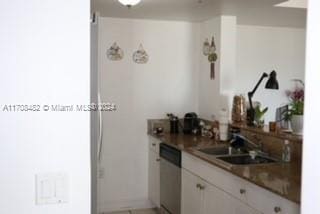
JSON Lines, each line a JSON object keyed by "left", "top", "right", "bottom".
{"left": 246, "top": 182, "right": 300, "bottom": 214}
{"left": 234, "top": 197, "right": 261, "bottom": 214}
{"left": 181, "top": 169, "right": 203, "bottom": 214}
{"left": 203, "top": 181, "right": 235, "bottom": 214}
{"left": 148, "top": 150, "right": 160, "bottom": 207}
{"left": 149, "top": 135, "right": 160, "bottom": 153}
{"left": 203, "top": 180, "right": 260, "bottom": 214}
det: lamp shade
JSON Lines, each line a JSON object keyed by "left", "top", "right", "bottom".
{"left": 118, "top": 0, "right": 141, "bottom": 6}
{"left": 265, "top": 70, "right": 279, "bottom": 89}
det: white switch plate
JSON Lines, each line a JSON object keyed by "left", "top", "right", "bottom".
{"left": 36, "top": 172, "right": 68, "bottom": 205}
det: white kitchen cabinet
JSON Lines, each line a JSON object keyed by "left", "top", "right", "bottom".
{"left": 233, "top": 197, "right": 262, "bottom": 214}
{"left": 182, "top": 168, "right": 260, "bottom": 214}
{"left": 203, "top": 183, "right": 261, "bottom": 214}
{"left": 182, "top": 152, "right": 300, "bottom": 214}
{"left": 246, "top": 181, "right": 300, "bottom": 214}
{"left": 182, "top": 150, "right": 248, "bottom": 203}
{"left": 149, "top": 135, "right": 160, "bottom": 153}
{"left": 148, "top": 136, "right": 160, "bottom": 208}
{"left": 181, "top": 169, "right": 203, "bottom": 214}
{"left": 202, "top": 180, "right": 235, "bottom": 214}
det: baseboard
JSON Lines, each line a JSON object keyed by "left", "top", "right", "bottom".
{"left": 98, "top": 198, "right": 155, "bottom": 213}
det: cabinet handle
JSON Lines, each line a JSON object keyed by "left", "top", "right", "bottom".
{"left": 274, "top": 206, "right": 281, "bottom": 213}
{"left": 152, "top": 143, "right": 156, "bottom": 146}
{"left": 200, "top": 185, "right": 205, "bottom": 190}
{"left": 156, "top": 158, "right": 161, "bottom": 162}
{"left": 240, "top": 189, "right": 246, "bottom": 194}
{"left": 199, "top": 184, "right": 205, "bottom": 190}
{"left": 196, "top": 184, "right": 205, "bottom": 190}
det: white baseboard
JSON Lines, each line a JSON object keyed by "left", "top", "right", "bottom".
{"left": 98, "top": 198, "right": 155, "bottom": 213}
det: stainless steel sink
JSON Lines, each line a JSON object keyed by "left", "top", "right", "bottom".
{"left": 197, "top": 146, "right": 247, "bottom": 156}
{"left": 216, "top": 154, "right": 278, "bottom": 165}
{"left": 195, "top": 145, "right": 279, "bottom": 167}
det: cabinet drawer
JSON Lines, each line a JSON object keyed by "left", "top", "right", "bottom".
{"left": 149, "top": 135, "right": 161, "bottom": 153}
{"left": 182, "top": 152, "right": 248, "bottom": 203}
{"left": 246, "top": 182, "right": 300, "bottom": 214}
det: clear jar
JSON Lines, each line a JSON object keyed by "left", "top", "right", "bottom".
{"left": 232, "top": 94, "right": 247, "bottom": 123}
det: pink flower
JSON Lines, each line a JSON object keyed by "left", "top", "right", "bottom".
{"left": 286, "top": 85, "right": 304, "bottom": 102}
{"left": 291, "top": 88, "right": 304, "bottom": 101}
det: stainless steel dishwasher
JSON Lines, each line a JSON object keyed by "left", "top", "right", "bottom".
{"left": 160, "top": 143, "right": 181, "bottom": 214}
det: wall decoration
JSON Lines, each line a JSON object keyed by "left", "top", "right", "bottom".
{"left": 207, "top": 36, "right": 218, "bottom": 80}
{"left": 133, "top": 44, "right": 149, "bottom": 64}
{"left": 107, "top": 42, "right": 124, "bottom": 61}
{"left": 202, "top": 38, "right": 211, "bottom": 56}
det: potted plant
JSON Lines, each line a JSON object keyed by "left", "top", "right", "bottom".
{"left": 285, "top": 80, "right": 304, "bottom": 135}
{"left": 254, "top": 105, "right": 268, "bottom": 128}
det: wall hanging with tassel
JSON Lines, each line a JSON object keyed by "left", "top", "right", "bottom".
{"left": 203, "top": 36, "right": 218, "bottom": 80}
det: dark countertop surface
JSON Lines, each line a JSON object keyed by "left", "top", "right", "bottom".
{"left": 149, "top": 132, "right": 301, "bottom": 204}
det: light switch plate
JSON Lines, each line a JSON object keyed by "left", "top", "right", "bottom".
{"left": 36, "top": 172, "right": 68, "bottom": 205}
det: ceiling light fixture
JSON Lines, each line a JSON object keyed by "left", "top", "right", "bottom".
{"left": 118, "top": 0, "right": 141, "bottom": 7}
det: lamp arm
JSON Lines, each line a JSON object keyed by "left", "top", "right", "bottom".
{"left": 248, "top": 92, "right": 254, "bottom": 111}
{"left": 248, "top": 72, "right": 268, "bottom": 109}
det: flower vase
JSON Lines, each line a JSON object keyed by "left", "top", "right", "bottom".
{"left": 291, "top": 115, "right": 303, "bottom": 135}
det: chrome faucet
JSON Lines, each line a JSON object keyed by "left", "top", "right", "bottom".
{"left": 233, "top": 134, "right": 264, "bottom": 153}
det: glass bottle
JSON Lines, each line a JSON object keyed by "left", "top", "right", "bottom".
{"left": 282, "top": 140, "right": 291, "bottom": 162}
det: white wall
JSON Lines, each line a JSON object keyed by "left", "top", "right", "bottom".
{"left": 236, "top": 25, "right": 306, "bottom": 123}
{"left": 98, "top": 17, "right": 199, "bottom": 212}
{"left": 198, "top": 19, "right": 306, "bottom": 123}
{"left": 219, "top": 17, "right": 237, "bottom": 117}
{"left": 0, "top": 1, "right": 91, "bottom": 214}
{"left": 302, "top": 0, "right": 320, "bottom": 212}
{"left": 91, "top": 13, "right": 100, "bottom": 214}
{"left": 198, "top": 16, "right": 237, "bottom": 120}
{"left": 198, "top": 17, "right": 222, "bottom": 120}
{"left": 97, "top": 16, "right": 306, "bottom": 213}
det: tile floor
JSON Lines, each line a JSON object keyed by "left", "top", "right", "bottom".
{"left": 104, "top": 208, "right": 158, "bottom": 214}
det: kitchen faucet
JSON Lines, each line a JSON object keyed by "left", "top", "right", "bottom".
{"left": 232, "top": 134, "right": 267, "bottom": 156}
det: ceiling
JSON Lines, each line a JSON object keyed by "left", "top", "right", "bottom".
{"left": 92, "top": 0, "right": 307, "bottom": 28}
{"left": 275, "top": 0, "right": 308, "bottom": 9}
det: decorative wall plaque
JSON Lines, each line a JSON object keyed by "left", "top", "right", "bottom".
{"left": 133, "top": 44, "right": 149, "bottom": 64}
{"left": 107, "top": 42, "right": 124, "bottom": 61}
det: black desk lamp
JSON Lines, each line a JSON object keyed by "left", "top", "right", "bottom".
{"left": 247, "top": 70, "right": 279, "bottom": 126}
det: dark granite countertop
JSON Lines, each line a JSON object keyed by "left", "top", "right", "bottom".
{"left": 149, "top": 132, "right": 301, "bottom": 204}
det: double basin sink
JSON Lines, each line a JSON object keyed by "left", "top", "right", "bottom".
{"left": 196, "top": 146, "right": 278, "bottom": 166}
